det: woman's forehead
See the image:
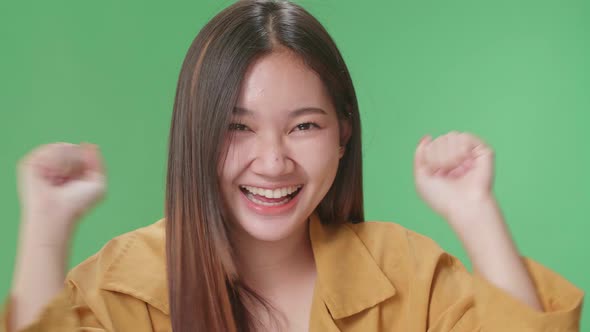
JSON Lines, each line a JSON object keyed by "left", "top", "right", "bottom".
{"left": 236, "top": 51, "right": 333, "bottom": 114}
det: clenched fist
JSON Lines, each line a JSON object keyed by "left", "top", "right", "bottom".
{"left": 17, "top": 142, "right": 107, "bottom": 239}
{"left": 413, "top": 131, "right": 495, "bottom": 223}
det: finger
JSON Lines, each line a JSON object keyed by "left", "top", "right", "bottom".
{"left": 461, "top": 132, "right": 492, "bottom": 160}
{"left": 426, "top": 136, "right": 447, "bottom": 174}
{"left": 25, "top": 143, "right": 70, "bottom": 178}
{"left": 43, "top": 143, "right": 86, "bottom": 179}
{"left": 60, "top": 145, "right": 85, "bottom": 178}
{"left": 456, "top": 133, "right": 472, "bottom": 160}
{"left": 448, "top": 132, "right": 471, "bottom": 167}
{"left": 80, "top": 142, "right": 106, "bottom": 175}
{"left": 440, "top": 134, "right": 455, "bottom": 170}
{"left": 447, "top": 165, "right": 465, "bottom": 178}
{"left": 436, "top": 132, "right": 469, "bottom": 170}
{"left": 434, "top": 168, "right": 446, "bottom": 177}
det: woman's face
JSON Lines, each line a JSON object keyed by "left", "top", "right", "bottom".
{"left": 219, "top": 49, "right": 345, "bottom": 242}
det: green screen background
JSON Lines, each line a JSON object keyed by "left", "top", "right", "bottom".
{"left": 1, "top": 0, "right": 588, "bottom": 329}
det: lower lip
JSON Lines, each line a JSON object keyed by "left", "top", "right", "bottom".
{"left": 240, "top": 188, "right": 302, "bottom": 216}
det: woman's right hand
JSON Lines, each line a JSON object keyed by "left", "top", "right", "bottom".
{"left": 10, "top": 143, "right": 106, "bottom": 331}
{"left": 16, "top": 142, "right": 107, "bottom": 243}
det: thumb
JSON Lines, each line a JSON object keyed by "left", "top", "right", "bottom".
{"left": 413, "top": 135, "right": 431, "bottom": 174}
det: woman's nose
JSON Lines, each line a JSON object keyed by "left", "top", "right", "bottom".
{"left": 250, "top": 135, "right": 294, "bottom": 177}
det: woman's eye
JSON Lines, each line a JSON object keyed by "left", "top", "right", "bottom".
{"left": 294, "top": 122, "right": 319, "bottom": 131}
{"left": 228, "top": 123, "right": 249, "bottom": 131}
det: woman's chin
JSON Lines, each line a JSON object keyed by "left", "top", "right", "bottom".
{"left": 235, "top": 213, "right": 306, "bottom": 243}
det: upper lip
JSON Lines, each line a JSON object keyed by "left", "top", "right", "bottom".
{"left": 239, "top": 184, "right": 303, "bottom": 190}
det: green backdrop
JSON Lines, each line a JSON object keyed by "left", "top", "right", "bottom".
{"left": 1, "top": 0, "right": 588, "bottom": 329}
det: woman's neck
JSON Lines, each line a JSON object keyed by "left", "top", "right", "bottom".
{"left": 232, "top": 219, "right": 316, "bottom": 295}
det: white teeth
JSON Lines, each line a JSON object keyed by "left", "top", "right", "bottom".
{"left": 247, "top": 193, "right": 291, "bottom": 206}
{"left": 241, "top": 185, "right": 302, "bottom": 199}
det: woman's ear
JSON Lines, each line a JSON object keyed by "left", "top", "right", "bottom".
{"left": 339, "top": 117, "right": 352, "bottom": 158}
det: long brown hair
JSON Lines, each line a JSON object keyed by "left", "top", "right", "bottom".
{"left": 165, "top": 1, "right": 363, "bottom": 330}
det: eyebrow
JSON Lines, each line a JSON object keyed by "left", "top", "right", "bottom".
{"left": 233, "top": 107, "right": 327, "bottom": 118}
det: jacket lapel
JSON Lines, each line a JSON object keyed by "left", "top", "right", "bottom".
{"left": 309, "top": 213, "right": 396, "bottom": 323}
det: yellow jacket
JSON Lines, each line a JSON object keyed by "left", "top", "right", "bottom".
{"left": 2, "top": 214, "right": 584, "bottom": 331}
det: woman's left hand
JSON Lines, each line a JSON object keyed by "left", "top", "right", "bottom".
{"left": 414, "top": 132, "right": 544, "bottom": 312}
{"left": 413, "top": 131, "right": 496, "bottom": 225}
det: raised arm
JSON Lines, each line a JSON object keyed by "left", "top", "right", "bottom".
{"left": 413, "top": 131, "right": 541, "bottom": 310}
{"left": 8, "top": 143, "right": 106, "bottom": 331}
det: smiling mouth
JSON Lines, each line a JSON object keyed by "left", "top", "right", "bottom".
{"left": 239, "top": 185, "right": 303, "bottom": 207}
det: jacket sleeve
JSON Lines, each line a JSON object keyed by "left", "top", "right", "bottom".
{"left": 427, "top": 253, "right": 584, "bottom": 332}
{"left": 0, "top": 281, "right": 106, "bottom": 332}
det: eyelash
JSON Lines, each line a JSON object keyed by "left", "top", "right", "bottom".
{"left": 228, "top": 122, "right": 320, "bottom": 132}
{"left": 228, "top": 123, "right": 249, "bottom": 131}
{"left": 293, "top": 122, "right": 320, "bottom": 131}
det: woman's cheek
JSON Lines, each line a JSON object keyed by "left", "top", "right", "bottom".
{"left": 292, "top": 136, "right": 340, "bottom": 175}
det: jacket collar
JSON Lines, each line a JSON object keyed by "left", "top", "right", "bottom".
{"left": 309, "top": 213, "right": 396, "bottom": 319}
{"left": 100, "top": 219, "right": 170, "bottom": 314}
{"left": 99, "top": 214, "right": 397, "bottom": 320}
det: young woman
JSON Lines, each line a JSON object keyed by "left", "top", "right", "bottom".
{"left": 4, "top": 0, "right": 583, "bottom": 331}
